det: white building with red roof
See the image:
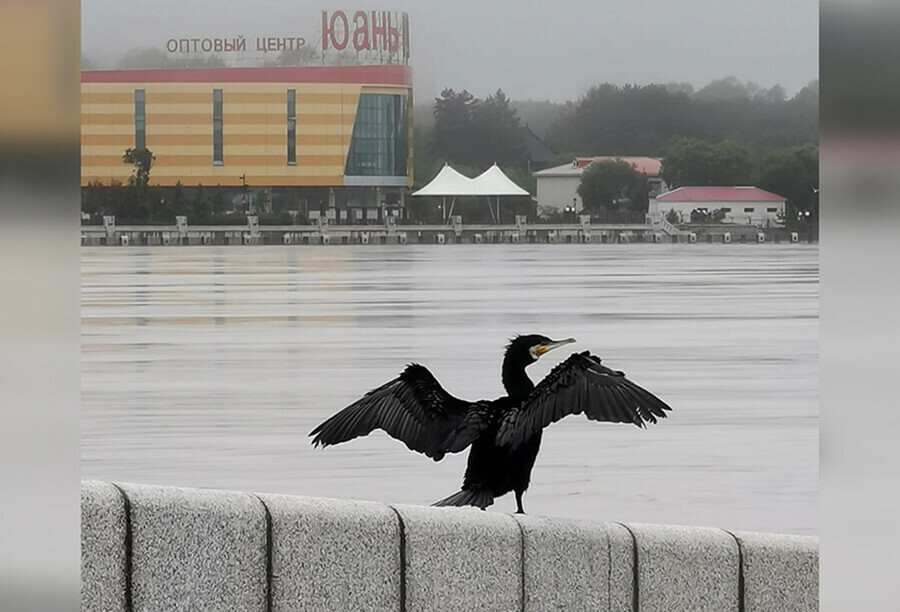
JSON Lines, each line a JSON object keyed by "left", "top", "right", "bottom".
{"left": 533, "top": 156, "right": 666, "bottom": 212}
{"left": 654, "top": 186, "right": 787, "bottom": 226}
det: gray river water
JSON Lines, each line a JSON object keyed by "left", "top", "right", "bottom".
{"left": 81, "top": 244, "right": 818, "bottom": 534}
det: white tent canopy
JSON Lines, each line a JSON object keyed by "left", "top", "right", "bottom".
{"left": 472, "top": 164, "right": 530, "bottom": 196}
{"left": 410, "top": 164, "right": 480, "bottom": 197}
{"left": 411, "top": 163, "right": 529, "bottom": 221}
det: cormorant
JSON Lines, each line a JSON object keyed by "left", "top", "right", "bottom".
{"left": 309, "top": 335, "right": 671, "bottom": 514}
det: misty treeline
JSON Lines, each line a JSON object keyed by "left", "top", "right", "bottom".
{"left": 82, "top": 45, "right": 388, "bottom": 70}
{"left": 545, "top": 77, "right": 817, "bottom": 158}
{"left": 414, "top": 76, "right": 818, "bottom": 225}
{"left": 417, "top": 77, "right": 817, "bottom": 162}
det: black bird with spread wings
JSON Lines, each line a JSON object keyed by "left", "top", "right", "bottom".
{"left": 310, "top": 335, "right": 671, "bottom": 514}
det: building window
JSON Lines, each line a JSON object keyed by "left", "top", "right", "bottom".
{"left": 287, "top": 89, "right": 296, "bottom": 165}
{"left": 213, "top": 89, "right": 223, "bottom": 165}
{"left": 722, "top": 207, "right": 732, "bottom": 212}
{"left": 345, "top": 93, "right": 408, "bottom": 176}
{"left": 134, "top": 89, "right": 145, "bottom": 149}
{"left": 744, "top": 207, "right": 754, "bottom": 213}
{"left": 767, "top": 207, "right": 778, "bottom": 213}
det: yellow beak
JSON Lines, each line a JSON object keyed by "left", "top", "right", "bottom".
{"left": 536, "top": 337, "right": 576, "bottom": 356}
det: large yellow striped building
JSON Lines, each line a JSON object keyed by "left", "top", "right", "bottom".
{"left": 81, "top": 65, "right": 412, "bottom": 211}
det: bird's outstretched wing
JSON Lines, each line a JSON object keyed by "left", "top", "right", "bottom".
{"left": 495, "top": 351, "right": 672, "bottom": 449}
{"left": 309, "top": 364, "right": 492, "bottom": 460}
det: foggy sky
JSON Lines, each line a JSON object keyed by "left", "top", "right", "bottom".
{"left": 81, "top": 0, "right": 818, "bottom": 102}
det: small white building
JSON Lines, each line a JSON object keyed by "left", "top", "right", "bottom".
{"left": 654, "top": 186, "right": 786, "bottom": 227}
{"left": 533, "top": 156, "right": 666, "bottom": 212}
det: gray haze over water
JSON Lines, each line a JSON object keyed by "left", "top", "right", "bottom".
{"left": 81, "top": 0, "right": 818, "bottom": 101}
{"left": 81, "top": 244, "right": 818, "bottom": 535}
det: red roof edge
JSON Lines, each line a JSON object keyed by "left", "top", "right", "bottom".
{"left": 656, "top": 186, "right": 785, "bottom": 202}
{"left": 82, "top": 65, "right": 412, "bottom": 86}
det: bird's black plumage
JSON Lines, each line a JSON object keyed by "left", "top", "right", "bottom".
{"left": 309, "top": 334, "right": 672, "bottom": 513}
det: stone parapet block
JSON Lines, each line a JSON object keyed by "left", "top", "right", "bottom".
{"left": 732, "top": 530, "right": 819, "bottom": 612}
{"left": 259, "top": 493, "right": 401, "bottom": 612}
{"left": 393, "top": 504, "right": 521, "bottom": 612}
{"left": 81, "top": 480, "right": 128, "bottom": 612}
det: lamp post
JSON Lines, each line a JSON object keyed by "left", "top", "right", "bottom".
{"left": 811, "top": 187, "right": 819, "bottom": 241}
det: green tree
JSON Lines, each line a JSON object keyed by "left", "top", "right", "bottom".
{"left": 510, "top": 99, "right": 567, "bottom": 139}
{"left": 431, "top": 88, "right": 479, "bottom": 165}
{"left": 695, "top": 76, "right": 751, "bottom": 102}
{"left": 123, "top": 147, "right": 155, "bottom": 190}
{"left": 190, "top": 184, "right": 212, "bottom": 221}
{"left": 577, "top": 159, "right": 644, "bottom": 214}
{"left": 792, "top": 80, "right": 819, "bottom": 106}
{"left": 169, "top": 181, "right": 189, "bottom": 217}
{"left": 756, "top": 143, "right": 819, "bottom": 228}
{"left": 211, "top": 190, "right": 226, "bottom": 215}
{"left": 710, "top": 140, "right": 754, "bottom": 185}
{"left": 664, "top": 82, "right": 695, "bottom": 96}
{"left": 471, "top": 89, "right": 526, "bottom": 168}
{"left": 761, "top": 85, "right": 787, "bottom": 103}
{"left": 662, "top": 138, "right": 753, "bottom": 187}
{"left": 661, "top": 137, "right": 714, "bottom": 186}
{"left": 82, "top": 179, "right": 126, "bottom": 218}
{"left": 121, "top": 147, "right": 156, "bottom": 220}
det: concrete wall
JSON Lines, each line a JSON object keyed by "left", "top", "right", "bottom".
{"left": 82, "top": 481, "right": 818, "bottom": 612}
{"left": 535, "top": 175, "right": 582, "bottom": 211}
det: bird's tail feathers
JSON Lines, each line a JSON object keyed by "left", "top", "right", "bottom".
{"left": 432, "top": 488, "right": 494, "bottom": 509}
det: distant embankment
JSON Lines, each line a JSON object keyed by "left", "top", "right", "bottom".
{"left": 82, "top": 481, "right": 818, "bottom": 611}
{"left": 81, "top": 215, "right": 816, "bottom": 246}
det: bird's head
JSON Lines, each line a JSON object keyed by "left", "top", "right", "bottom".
{"left": 506, "top": 334, "right": 576, "bottom": 365}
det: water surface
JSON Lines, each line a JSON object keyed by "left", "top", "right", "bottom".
{"left": 82, "top": 244, "right": 818, "bottom": 534}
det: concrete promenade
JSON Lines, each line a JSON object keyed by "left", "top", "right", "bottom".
{"left": 82, "top": 481, "right": 817, "bottom": 611}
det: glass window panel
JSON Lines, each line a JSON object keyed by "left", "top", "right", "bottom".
{"left": 346, "top": 93, "right": 409, "bottom": 176}
{"left": 213, "top": 89, "right": 223, "bottom": 164}
{"left": 287, "top": 90, "right": 296, "bottom": 165}
{"left": 134, "top": 89, "right": 145, "bottom": 150}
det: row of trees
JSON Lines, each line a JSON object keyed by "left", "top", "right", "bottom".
{"left": 84, "top": 147, "right": 258, "bottom": 224}
{"left": 544, "top": 79, "right": 818, "bottom": 157}
{"left": 83, "top": 179, "right": 231, "bottom": 224}
{"left": 415, "top": 77, "right": 817, "bottom": 225}
{"left": 430, "top": 88, "right": 528, "bottom": 169}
